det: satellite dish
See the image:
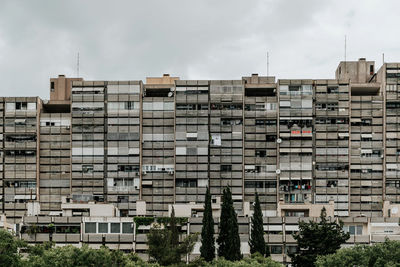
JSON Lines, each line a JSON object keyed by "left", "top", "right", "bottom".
{"left": 276, "top": 169, "right": 281, "bottom": 174}
{"left": 168, "top": 92, "right": 173, "bottom": 97}
{"left": 277, "top": 138, "right": 282, "bottom": 143}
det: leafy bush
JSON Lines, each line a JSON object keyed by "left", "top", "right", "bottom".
{"left": 315, "top": 239, "right": 400, "bottom": 267}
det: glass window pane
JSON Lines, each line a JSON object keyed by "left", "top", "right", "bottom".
{"left": 98, "top": 223, "right": 108, "bottom": 233}
{"left": 122, "top": 222, "right": 133, "bottom": 233}
{"left": 85, "top": 222, "right": 96, "bottom": 233}
{"left": 111, "top": 223, "right": 121, "bottom": 233}
{"left": 356, "top": 225, "right": 362, "bottom": 235}
{"left": 349, "top": 226, "right": 355, "bottom": 235}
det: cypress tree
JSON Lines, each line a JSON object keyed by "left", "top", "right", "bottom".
{"left": 170, "top": 206, "right": 179, "bottom": 248}
{"left": 217, "top": 187, "right": 241, "bottom": 261}
{"left": 249, "top": 192, "right": 268, "bottom": 256}
{"left": 200, "top": 186, "right": 215, "bottom": 261}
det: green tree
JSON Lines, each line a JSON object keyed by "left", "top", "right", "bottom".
{"left": 315, "top": 239, "right": 400, "bottom": 267}
{"left": 25, "top": 243, "right": 159, "bottom": 267}
{"left": 200, "top": 186, "right": 215, "bottom": 261}
{"left": 195, "top": 253, "right": 283, "bottom": 267}
{"left": 170, "top": 206, "right": 179, "bottom": 248}
{"left": 147, "top": 224, "right": 198, "bottom": 266}
{"left": 290, "top": 207, "right": 350, "bottom": 267}
{"left": 249, "top": 192, "right": 268, "bottom": 256}
{"left": 0, "top": 229, "right": 26, "bottom": 267}
{"left": 217, "top": 187, "right": 241, "bottom": 261}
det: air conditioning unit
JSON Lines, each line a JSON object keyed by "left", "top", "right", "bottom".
{"left": 142, "top": 171, "right": 147, "bottom": 175}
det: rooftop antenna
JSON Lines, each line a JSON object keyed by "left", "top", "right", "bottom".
{"left": 344, "top": 35, "right": 347, "bottom": 74}
{"left": 77, "top": 52, "right": 80, "bottom": 77}
{"left": 267, "top": 51, "right": 269, "bottom": 76}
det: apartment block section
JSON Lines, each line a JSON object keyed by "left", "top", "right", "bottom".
{"left": 243, "top": 75, "right": 278, "bottom": 215}
{"left": 39, "top": 111, "right": 71, "bottom": 214}
{"left": 209, "top": 80, "right": 244, "bottom": 211}
{"left": 314, "top": 80, "right": 350, "bottom": 216}
{"left": 0, "top": 98, "right": 3, "bottom": 214}
{"left": 141, "top": 77, "right": 176, "bottom": 216}
{"left": 2, "top": 97, "right": 39, "bottom": 223}
{"left": 71, "top": 81, "right": 106, "bottom": 203}
{"left": 278, "top": 80, "right": 313, "bottom": 210}
{"left": 384, "top": 63, "right": 400, "bottom": 205}
{"left": 174, "top": 80, "right": 209, "bottom": 208}
{"left": 105, "top": 81, "right": 142, "bottom": 216}
{"left": 350, "top": 84, "right": 383, "bottom": 217}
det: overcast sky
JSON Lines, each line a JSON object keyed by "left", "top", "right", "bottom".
{"left": 0, "top": 0, "right": 399, "bottom": 98}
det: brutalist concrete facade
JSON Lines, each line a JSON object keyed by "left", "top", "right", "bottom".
{"left": 2, "top": 59, "right": 400, "bottom": 223}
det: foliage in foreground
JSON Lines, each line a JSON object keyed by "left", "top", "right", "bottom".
{"left": 315, "top": 239, "right": 400, "bottom": 267}
{"left": 191, "top": 253, "right": 283, "bottom": 267}
{"left": 290, "top": 207, "right": 350, "bottom": 267}
{"left": 147, "top": 225, "right": 198, "bottom": 266}
{"left": 0, "top": 229, "right": 284, "bottom": 267}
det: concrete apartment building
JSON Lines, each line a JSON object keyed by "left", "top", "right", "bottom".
{"left": 1, "top": 58, "right": 400, "bottom": 263}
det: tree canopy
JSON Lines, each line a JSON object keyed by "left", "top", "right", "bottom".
{"left": 290, "top": 207, "right": 350, "bottom": 267}
{"left": 315, "top": 239, "right": 400, "bottom": 267}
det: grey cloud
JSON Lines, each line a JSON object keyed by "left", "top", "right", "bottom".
{"left": 0, "top": 0, "right": 399, "bottom": 98}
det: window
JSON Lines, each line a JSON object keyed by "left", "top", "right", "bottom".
{"left": 186, "top": 147, "right": 197, "bottom": 155}
{"left": 370, "top": 65, "right": 374, "bottom": 75}
{"left": 221, "top": 165, "right": 232, "bottom": 172}
{"left": 118, "top": 196, "right": 129, "bottom": 203}
{"left": 286, "top": 246, "right": 297, "bottom": 255}
{"left": 270, "top": 245, "right": 282, "bottom": 254}
{"left": 211, "top": 134, "right": 221, "bottom": 146}
{"left": 111, "top": 223, "right": 121, "bottom": 233}
{"left": 82, "top": 165, "right": 93, "bottom": 174}
{"left": 343, "top": 225, "right": 363, "bottom": 235}
{"left": 85, "top": 222, "right": 96, "bottom": 233}
{"left": 176, "top": 179, "right": 197, "bottom": 188}
{"left": 50, "top": 81, "right": 55, "bottom": 91}
{"left": 98, "top": 223, "right": 108, "bottom": 233}
{"left": 16, "top": 102, "right": 27, "bottom": 110}
{"left": 256, "top": 149, "right": 266, "bottom": 157}
{"left": 122, "top": 222, "right": 133, "bottom": 233}
{"left": 266, "top": 135, "right": 276, "bottom": 142}
{"left": 118, "top": 165, "right": 140, "bottom": 172}
{"left": 327, "top": 180, "right": 338, "bottom": 188}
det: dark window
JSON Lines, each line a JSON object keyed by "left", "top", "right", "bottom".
{"left": 117, "top": 196, "right": 129, "bottom": 203}
{"left": 266, "top": 135, "right": 276, "bottom": 142}
{"left": 122, "top": 222, "right": 133, "bottom": 233}
{"left": 221, "top": 165, "right": 232, "bottom": 172}
{"left": 370, "top": 65, "right": 374, "bottom": 75}
{"left": 98, "top": 223, "right": 108, "bottom": 233}
{"left": 271, "top": 245, "right": 283, "bottom": 254}
{"left": 176, "top": 179, "right": 197, "bottom": 188}
{"left": 85, "top": 222, "right": 96, "bottom": 233}
{"left": 82, "top": 165, "right": 93, "bottom": 174}
{"left": 256, "top": 149, "right": 266, "bottom": 157}
{"left": 111, "top": 223, "right": 120, "bottom": 233}
{"left": 16, "top": 102, "right": 27, "bottom": 110}
{"left": 50, "top": 81, "right": 55, "bottom": 91}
